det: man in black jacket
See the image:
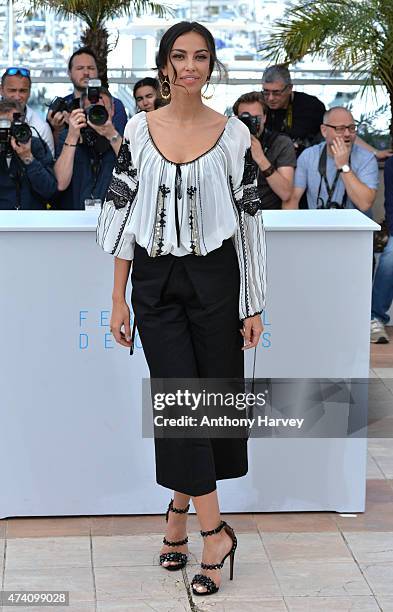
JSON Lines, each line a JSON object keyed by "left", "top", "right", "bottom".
{"left": 262, "top": 65, "right": 325, "bottom": 157}
{"left": 0, "top": 100, "right": 57, "bottom": 210}
{"left": 262, "top": 64, "right": 392, "bottom": 160}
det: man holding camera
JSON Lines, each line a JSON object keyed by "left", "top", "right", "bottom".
{"left": 262, "top": 65, "right": 325, "bottom": 157}
{"left": 0, "top": 67, "right": 54, "bottom": 155}
{"left": 54, "top": 87, "right": 122, "bottom": 210}
{"left": 0, "top": 99, "right": 57, "bottom": 210}
{"left": 284, "top": 107, "right": 378, "bottom": 211}
{"left": 233, "top": 91, "right": 296, "bottom": 208}
{"left": 47, "top": 47, "right": 127, "bottom": 146}
{"left": 262, "top": 64, "right": 392, "bottom": 161}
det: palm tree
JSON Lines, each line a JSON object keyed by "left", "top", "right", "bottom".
{"left": 258, "top": 0, "right": 393, "bottom": 136}
{"left": 26, "top": 0, "right": 169, "bottom": 88}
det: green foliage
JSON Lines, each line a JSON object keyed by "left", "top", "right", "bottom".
{"left": 260, "top": 0, "right": 393, "bottom": 92}
{"left": 356, "top": 104, "right": 391, "bottom": 149}
{"left": 25, "top": 0, "right": 168, "bottom": 29}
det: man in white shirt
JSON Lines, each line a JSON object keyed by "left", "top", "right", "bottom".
{"left": 0, "top": 67, "right": 54, "bottom": 156}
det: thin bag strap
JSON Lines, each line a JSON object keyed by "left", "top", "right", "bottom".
{"left": 129, "top": 317, "right": 137, "bottom": 356}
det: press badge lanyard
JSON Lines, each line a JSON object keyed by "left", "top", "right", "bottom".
{"left": 317, "top": 145, "right": 348, "bottom": 208}
{"left": 284, "top": 99, "right": 293, "bottom": 131}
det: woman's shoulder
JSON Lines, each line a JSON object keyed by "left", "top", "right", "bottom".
{"left": 225, "top": 115, "right": 250, "bottom": 139}
{"left": 223, "top": 116, "right": 251, "bottom": 154}
{"left": 124, "top": 111, "right": 147, "bottom": 140}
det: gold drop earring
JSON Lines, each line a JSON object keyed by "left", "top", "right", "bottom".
{"left": 160, "top": 76, "right": 171, "bottom": 100}
{"left": 201, "top": 79, "right": 213, "bottom": 100}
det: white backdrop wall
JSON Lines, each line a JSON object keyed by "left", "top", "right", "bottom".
{"left": 0, "top": 210, "right": 377, "bottom": 517}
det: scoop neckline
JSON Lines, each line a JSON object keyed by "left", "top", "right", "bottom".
{"left": 143, "top": 112, "right": 231, "bottom": 166}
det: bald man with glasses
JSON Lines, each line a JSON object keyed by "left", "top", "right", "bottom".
{"left": 284, "top": 106, "right": 378, "bottom": 212}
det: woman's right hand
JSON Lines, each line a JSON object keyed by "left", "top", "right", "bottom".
{"left": 110, "top": 299, "right": 132, "bottom": 348}
{"left": 67, "top": 109, "right": 87, "bottom": 140}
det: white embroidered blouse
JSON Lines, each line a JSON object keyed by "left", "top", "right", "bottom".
{"left": 96, "top": 111, "right": 266, "bottom": 320}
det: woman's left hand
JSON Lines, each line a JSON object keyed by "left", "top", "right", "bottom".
{"left": 240, "top": 314, "right": 263, "bottom": 350}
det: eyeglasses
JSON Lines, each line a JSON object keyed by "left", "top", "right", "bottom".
{"left": 3, "top": 67, "right": 31, "bottom": 78}
{"left": 323, "top": 123, "right": 357, "bottom": 134}
{"left": 262, "top": 85, "right": 289, "bottom": 98}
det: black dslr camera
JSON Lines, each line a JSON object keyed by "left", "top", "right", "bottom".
{"left": 83, "top": 79, "right": 108, "bottom": 126}
{"left": 0, "top": 113, "right": 32, "bottom": 155}
{"left": 48, "top": 96, "right": 80, "bottom": 116}
{"left": 48, "top": 80, "right": 108, "bottom": 127}
{"left": 317, "top": 199, "right": 345, "bottom": 210}
{"left": 79, "top": 80, "right": 110, "bottom": 153}
{"left": 238, "top": 112, "right": 261, "bottom": 136}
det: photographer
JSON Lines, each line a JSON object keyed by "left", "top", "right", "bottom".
{"left": 54, "top": 88, "right": 122, "bottom": 210}
{"left": 233, "top": 91, "right": 296, "bottom": 208}
{"left": 0, "top": 67, "right": 54, "bottom": 155}
{"left": 285, "top": 107, "right": 378, "bottom": 212}
{"left": 47, "top": 47, "right": 127, "bottom": 146}
{"left": 262, "top": 65, "right": 325, "bottom": 157}
{"left": 0, "top": 99, "right": 56, "bottom": 210}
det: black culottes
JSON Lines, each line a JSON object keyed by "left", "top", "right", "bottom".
{"left": 131, "top": 239, "right": 248, "bottom": 496}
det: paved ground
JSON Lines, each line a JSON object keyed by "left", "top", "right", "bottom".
{"left": 1, "top": 336, "right": 391, "bottom": 611}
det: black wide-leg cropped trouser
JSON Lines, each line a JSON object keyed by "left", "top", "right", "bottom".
{"left": 131, "top": 239, "right": 248, "bottom": 496}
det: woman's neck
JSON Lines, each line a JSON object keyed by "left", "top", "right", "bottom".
{"left": 163, "top": 93, "right": 206, "bottom": 124}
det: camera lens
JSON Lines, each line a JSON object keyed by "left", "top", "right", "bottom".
{"left": 11, "top": 122, "right": 32, "bottom": 144}
{"left": 87, "top": 105, "right": 108, "bottom": 126}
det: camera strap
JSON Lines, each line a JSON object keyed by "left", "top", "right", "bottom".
{"left": 88, "top": 151, "right": 102, "bottom": 199}
{"left": 9, "top": 156, "right": 23, "bottom": 209}
{"left": 317, "top": 144, "right": 348, "bottom": 208}
{"left": 261, "top": 129, "right": 277, "bottom": 154}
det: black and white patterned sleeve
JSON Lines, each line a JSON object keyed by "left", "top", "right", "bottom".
{"left": 96, "top": 121, "right": 138, "bottom": 260}
{"left": 230, "top": 123, "right": 267, "bottom": 320}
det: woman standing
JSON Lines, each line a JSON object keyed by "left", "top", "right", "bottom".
{"left": 97, "top": 21, "right": 266, "bottom": 596}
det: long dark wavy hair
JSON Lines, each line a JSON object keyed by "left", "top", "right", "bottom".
{"left": 155, "top": 21, "right": 226, "bottom": 93}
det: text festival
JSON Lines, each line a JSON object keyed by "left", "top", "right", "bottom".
{"left": 78, "top": 310, "right": 272, "bottom": 350}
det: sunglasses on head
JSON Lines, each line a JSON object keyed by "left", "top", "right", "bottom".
{"left": 3, "top": 67, "right": 31, "bottom": 78}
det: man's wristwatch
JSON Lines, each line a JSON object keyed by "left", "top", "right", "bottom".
{"left": 340, "top": 164, "right": 351, "bottom": 173}
{"left": 108, "top": 133, "right": 121, "bottom": 144}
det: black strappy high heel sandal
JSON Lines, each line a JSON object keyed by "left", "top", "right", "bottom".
{"left": 191, "top": 520, "right": 237, "bottom": 596}
{"left": 159, "top": 499, "right": 190, "bottom": 572}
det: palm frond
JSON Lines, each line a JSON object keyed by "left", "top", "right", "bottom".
{"left": 24, "top": 0, "right": 170, "bottom": 28}
{"left": 260, "top": 0, "right": 393, "bottom": 87}
{"left": 260, "top": 0, "right": 353, "bottom": 63}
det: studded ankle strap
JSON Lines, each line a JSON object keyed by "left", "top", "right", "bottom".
{"left": 165, "top": 498, "right": 190, "bottom": 523}
{"left": 200, "top": 520, "right": 227, "bottom": 537}
{"left": 163, "top": 536, "right": 188, "bottom": 547}
{"left": 169, "top": 499, "right": 190, "bottom": 514}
